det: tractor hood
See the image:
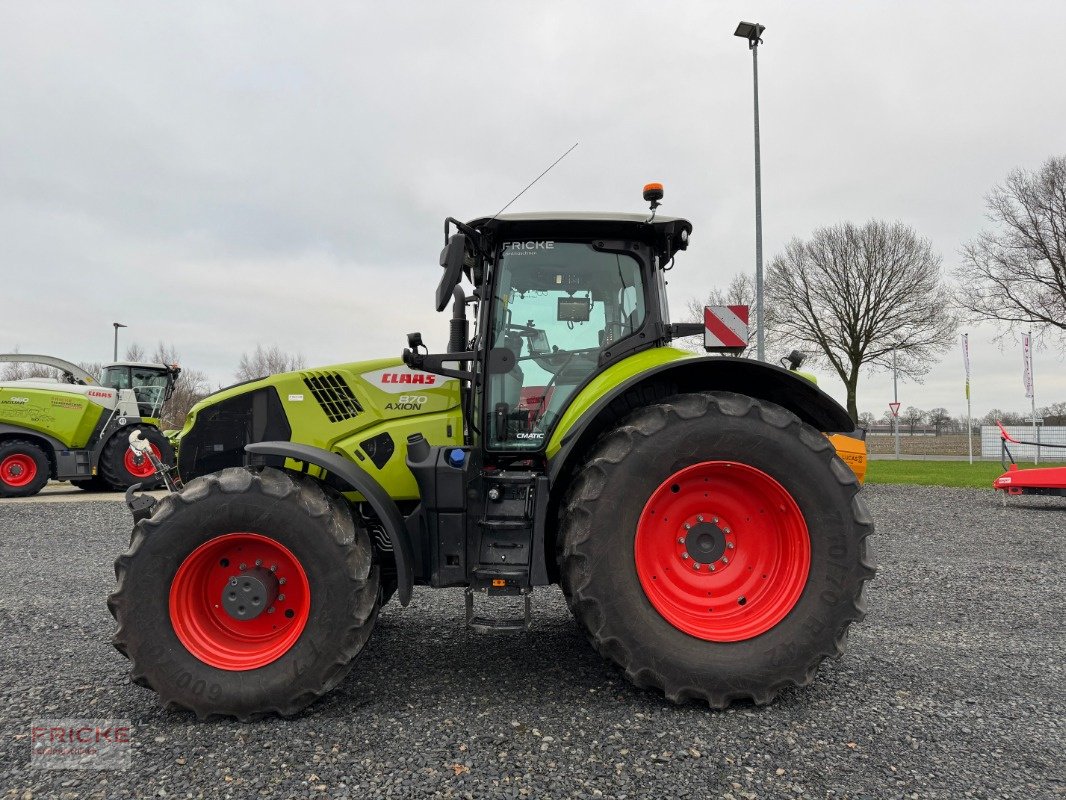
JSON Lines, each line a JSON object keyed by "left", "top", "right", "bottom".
{"left": 177, "top": 358, "right": 462, "bottom": 483}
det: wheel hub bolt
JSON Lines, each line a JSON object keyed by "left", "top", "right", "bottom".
{"left": 726, "top": 542, "right": 735, "bottom": 550}
{"left": 709, "top": 564, "right": 716, "bottom": 571}
{"left": 255, "top": 559, "right": 262, "bottom": 567}
{"left": 712, "top": 516, "right": 719, "bottom": 523}
{"left": 721, "top": 556, "right": 729, "bottom": 565}
{"left": 677, "top": 537, "right": 686, "bottom": 544}
{"left": 267, "top": 606, "right": 275, "bottom": 614}
{"left": 270, "top": 564, "right": 277, "bottom": 572}
{"left": 723, "top": 527, "right": 731, "bottom": 534}
{"left": 239, "top": 563, "right": 247, "bottom": 571}
{"left": 692, "top": 563, "right": 700, "bottom": 571}
{"left": 279, "top": 577, "right": 286, "bottom": 585}
{"left": 683, "top": 522, "right": 691, "bottom": 530}
{"left": 697, "top": 515, "right": 704, "bottom": 522}
{"left": 681, "top": 552, "right": 690, "bottom": 560}
{"left": 277, "top": 594, "right": 286, "bottom": 602}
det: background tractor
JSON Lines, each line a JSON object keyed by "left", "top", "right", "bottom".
{"left": 0, "top": 354, "right": 179, "bottom": 497}
{"left": 109, "top": 187, "right": 875, "bottom": 720}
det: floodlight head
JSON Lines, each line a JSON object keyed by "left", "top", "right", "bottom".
{"left": 734, "top": 21, "right": 765, "bottom": 45}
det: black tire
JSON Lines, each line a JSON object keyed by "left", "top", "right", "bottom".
{"left": 0, "top": 439, "right": 51, "bottom": 498}
{"left": 108, "top": 467, "right": 380, "bottom": 721}
{"left": 99, "top": 425, "right": 174, "bottom": 490}
{"left": 559, "top": 391, "right": 875, "bottom": 707}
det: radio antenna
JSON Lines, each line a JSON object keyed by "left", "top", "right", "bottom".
{"left": 489, "top": 142, "right": 579, "bottom": 221}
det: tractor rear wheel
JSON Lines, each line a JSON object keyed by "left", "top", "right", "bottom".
{"left": 559, "top": 391, "right": 875, "bottom": 707}
{"left": 0, "top": 439, "right": 50, "bottom": 498}
{"left": 99, "top": 425, "right": 173, "bottom": 490}
{"left": 108, "top": 467, "right": 379, "bottom": 720}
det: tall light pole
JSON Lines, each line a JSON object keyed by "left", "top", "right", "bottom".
{"left": 113, "top": 322, "right": 127, "bottom": 361}
{"left": 734, "top": 20, "right": 766, "bottom": 361}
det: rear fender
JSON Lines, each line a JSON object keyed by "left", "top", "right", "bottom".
{"left": 549, "top": 356, "right": 855, "bottom": 483}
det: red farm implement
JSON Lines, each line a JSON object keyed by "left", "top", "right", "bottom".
{"left": 993, "top": 421, "right": 1066, "bottom": 500}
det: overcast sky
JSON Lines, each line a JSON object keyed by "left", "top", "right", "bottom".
{"left": 1, "top": 1, "right": 1064, "bottom": 422}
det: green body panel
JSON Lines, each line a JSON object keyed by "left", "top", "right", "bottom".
{"left": 179, "top": 358, "right": 463, "bottom": 500}
{"left": 545, "top": 346, "right": 694, "bottom": 459}
{"left": 0, "top": 386, "right": 105, "bottom": 448}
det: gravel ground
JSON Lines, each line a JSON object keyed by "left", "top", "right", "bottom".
{"left": 0, "top": 485, "right": 1063, "bottom": 799}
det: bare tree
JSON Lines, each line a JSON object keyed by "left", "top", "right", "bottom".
{"left": 927, "top": 407, "right": 952, "bottom": 436}
{"left": 236, "top": 345, "right": 306, "bottom": 382}
{"left": 767, "top": 220, "right": 958, "bottom": 422}
{"left": 124, "top": 342, "right": 146, "bottom": 362}
{"left": 902, "top": 406, "right": 925, "bottom": 435}
{"left": 683, "top": 273, "right": 771, "bottom": 356}
{"left": 858, "top": 411, "right": 876, "bottom": 429}
{"left": 956, "top": 156, "right": 1066, "bottom": 345}
{"left": 982, "top": 409, "right": 1026, "bottom": 426}
{"left": 152, "top": 342, "right": 210, "bottom": 431}
{"left": 1039, "top": 401, "right": 1066, "bottom": 425}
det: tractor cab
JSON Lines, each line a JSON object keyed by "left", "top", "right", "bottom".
{"left": 405, "top": 201, "right": 695, "bottom": 462}
{"left": 101, "top": 362, "right": 181, "bottom": 419}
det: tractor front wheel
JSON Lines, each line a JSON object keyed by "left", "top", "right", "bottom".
{"left": 99, "top": 425, "right": 173, "bottom": 491}
{"left": 0, "top": 439, "right": 50, "bottom": 498}
{"left": 559, "top": 391, "right": 875, "bottom": 707}
{"left": 108, "top": 467, "right": 379, "bottom": 720}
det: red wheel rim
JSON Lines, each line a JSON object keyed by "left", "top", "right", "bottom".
{"left": 124, "top": 444, "right": 162, "bottom": 478}
{"left": 634, "top": 461, "right": 810, "bottom": 642}
{"left": 169, "top": 533, "right": 311, "bottom": 670}
{"left": 1, "top": 454, "right": 37, "bottom": 487}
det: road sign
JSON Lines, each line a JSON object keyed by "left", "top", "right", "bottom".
{"left": 889, "top": 402, "right": 901, "bottom": 417}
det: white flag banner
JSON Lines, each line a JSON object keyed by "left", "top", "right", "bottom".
{"left": 962, "top": 333, "right": 970, "bottom": 400}
{"left": 1022, "top": 333, "right": 1033, "bottom": 399}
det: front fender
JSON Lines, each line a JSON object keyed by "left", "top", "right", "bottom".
{"left": 245, "top": 441, "right": 414, "bottom": 606}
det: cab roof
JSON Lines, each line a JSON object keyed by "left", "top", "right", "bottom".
{"left": 466, "top": 212, "right": 693, "bottom": 261}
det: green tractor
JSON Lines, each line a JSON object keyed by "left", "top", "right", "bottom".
{"left": 0, "top": 355, "right": 179, "bottom": 497}
{"left": 109, "top": 188, "right": 874, "bottom": 720}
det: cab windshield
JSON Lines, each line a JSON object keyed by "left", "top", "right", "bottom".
{"left": 487, "top": 241, "right": 645, "bottom": 450}
{"left": 102, "top": 366, "right": 172, "bottom": 417}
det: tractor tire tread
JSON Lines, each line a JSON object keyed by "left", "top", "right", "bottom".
{"left": 109, "top": 467, "right": 378, "bottom": 721}
{"left": 559, "top": 391, "right": 875, "bottom": 708}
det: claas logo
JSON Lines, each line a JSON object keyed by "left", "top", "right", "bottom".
{"left": 379, "top": 373, "right": 436, "bottom": 386}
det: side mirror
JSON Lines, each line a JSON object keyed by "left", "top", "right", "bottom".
{"left": 436, "top": 234, "right": 468, "bottom": 312}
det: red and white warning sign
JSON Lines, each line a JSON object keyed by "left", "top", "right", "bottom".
{"left": 889, "top": 402, "right": 901, "bottom": 417}
{"left": 703, "top": 305, "right": 749, "bottom": 350}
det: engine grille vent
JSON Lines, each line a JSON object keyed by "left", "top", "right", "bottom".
{"left": 302, "top": 371, "right": 363, "bottom": 422}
